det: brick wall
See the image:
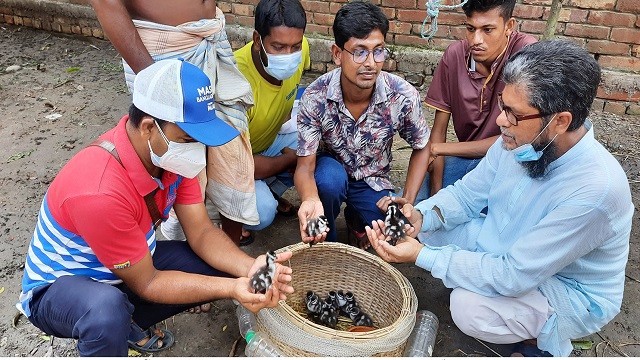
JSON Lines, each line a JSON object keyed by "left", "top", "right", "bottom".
{"left": 1, "top": 0, "right": 639, "bottom": 115}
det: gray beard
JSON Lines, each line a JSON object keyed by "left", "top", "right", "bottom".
{"left": 520, "top": 141, "right": 559, "bottom": 179}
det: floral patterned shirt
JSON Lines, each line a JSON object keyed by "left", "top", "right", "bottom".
{"left": 297, "top": 68, "right": 430, "bottom": 191}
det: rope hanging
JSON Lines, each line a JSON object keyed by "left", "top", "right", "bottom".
{"left": 421, "top": 0, "right": 470, "bottom": 41}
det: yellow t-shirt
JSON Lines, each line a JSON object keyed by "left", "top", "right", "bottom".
{"left": 234, "top": 37, "right": 311, "bottom": 154}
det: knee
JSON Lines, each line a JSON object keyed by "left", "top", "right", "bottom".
{"left": 254, "top": 195, "right": 277, "bottom": 230}
{"left": 449, "top": 288, "right": 484, "bottom": 338}
{"left": 79, "top": 287, "right": 133, "bottom": 333}
{"left": 315, "top": 161, "right": 348, "bottom": 194}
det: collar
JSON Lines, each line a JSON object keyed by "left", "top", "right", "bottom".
{"left": 327, "top": 68, "right": 388, "bottom": 106}
{"left": 546, "top": 119, "right": 594, "bottom": 171}
{"left": 110, "top": 115, "right": 162, "bottom": 197}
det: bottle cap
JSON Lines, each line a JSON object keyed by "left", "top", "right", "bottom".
{"left": 246, "top": 330, "right": 255, "bottom": 342}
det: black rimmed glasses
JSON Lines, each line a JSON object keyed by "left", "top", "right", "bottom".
{"left": 342, "top": 47, "right": 389, "bottom": 64}
{"left": 497, "top": 92, "right": 549, "bottom": 126}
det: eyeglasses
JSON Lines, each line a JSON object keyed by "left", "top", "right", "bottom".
{"left": 342, "top": 47, "right": 389, "bottom": 64}
{"left": 497, "top": 92, "right": 549, "bottom": 126}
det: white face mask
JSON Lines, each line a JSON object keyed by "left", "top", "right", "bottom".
{"left": 260, "top": 37, "right": 302, "bottom": 80}
{"left": 148, "top": 120, "right": 206, "bottom": 179}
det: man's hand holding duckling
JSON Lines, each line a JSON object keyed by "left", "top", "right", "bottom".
{"left": 241, "top": 251, "right": 294, "bottom": 312}
{"left": 365, "top": 220, "right": 424, "bottom": 264}
{"left": 375, "top": 195, "right": 422, "bottom": 238}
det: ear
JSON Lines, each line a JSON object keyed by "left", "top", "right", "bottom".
{"left": 139, "top": 116, "right": 156, "bottom": 139}
{"left": 331, "top": 44, "right": 343, "bottom": 66}
{"left": 504, "top": 17, "right": 516, "bottom": 37}
{"left": 553, "top": 111, "right": 573, "bottom": 135}
{"left": 252, "top": 30, "right": 261, "bottom": 50}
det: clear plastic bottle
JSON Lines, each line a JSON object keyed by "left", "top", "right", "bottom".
{"left": 244, "top": 331, "right": 284, "bottom": 357}
{"left": 403, "top": 310, "right": 439, "bottom": 357}
{"left": 236, "top": 305, "right": 257, "bottom": 339}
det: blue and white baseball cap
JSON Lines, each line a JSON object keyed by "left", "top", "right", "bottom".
{"left": 132, "top": 59, "right": 240, "bottom": 147}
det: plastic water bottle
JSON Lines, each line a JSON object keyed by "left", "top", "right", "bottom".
{"left": 236, "top": 305, "right": 257, "bottom": 339}
{"left": 244, "top": 331, "right": 284, "bottom": 357}
{"left": 403, "top": 310, "right": 439, "bottom": 357}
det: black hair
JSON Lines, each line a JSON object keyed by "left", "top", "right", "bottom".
{"left": 461, "top": 0, "right": 516, "bottom": 21}
{"left": 128, "top": 104, "right": 168, "bottom": 129}
{"left": 333, "top": 1, "right": 389, "bottom": 49}
{"left": 502, "top": 40, "right": 601, "bottom": 131}
{"left": 255, "top": 0, "right": 307, "bottom": 38}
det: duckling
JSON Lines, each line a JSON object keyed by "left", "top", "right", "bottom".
{"left": 305, "top": 290, "right": 322, "bottom": 314}
{"left": 249, "top": 251, "right": 277, "bottom": 294}
{"left": 319, "top": 298, "right": 338, "bottom": 328}
{"left": 348, "top": 306, "right": 373, "bottom": 327}
{"left": 333, "top": 290, "right": 348, "bottom": 310}
{"left": 306, "top": 215, "right": 328, "bottom": 247}
{"left": 384, "top": 202, "right": 409, "bottom": 246}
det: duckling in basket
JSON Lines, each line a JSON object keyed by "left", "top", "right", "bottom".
{"left": 348, "top": 306, "right": 373, "bottom": 327}
{"left": 249, "top": 251, "right": 277, "bottom": 294}
{"left": 305, "top": 290, "right": 323, "bottom": 314}
{"left": 319, "top": 297, "right": 338, "bottom": 329}
{"left": 384, "top": 201, "right": 410, "bottom": 246}
{"left": 306, "top": 215, "right": 328, "bottom": 247}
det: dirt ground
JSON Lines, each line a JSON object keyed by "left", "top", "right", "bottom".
{"left": 0, "top": 24, "right": 639, "bottom": 357}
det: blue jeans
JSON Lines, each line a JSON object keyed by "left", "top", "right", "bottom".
{"left": 245, "top": 132, "right": 297, "bottom": 231}
{"left": 315, "top": 154, "right": 389, "bottom": 243}
{"left": 414, "top": 156, "right": 481, "bottom": 203}
{"left": 27, "top": 241, "right": 231, "bottom": 356}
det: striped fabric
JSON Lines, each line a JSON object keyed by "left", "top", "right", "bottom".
{"left": 17, "top": 194, "right": 156, "bottom": 317}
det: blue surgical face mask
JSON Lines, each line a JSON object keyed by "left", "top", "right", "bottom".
{"left": 512, "top": 114, "right": 558, "bottom": 162}
{"left": 260, "top": 38, "right": 302, "bottom": 80}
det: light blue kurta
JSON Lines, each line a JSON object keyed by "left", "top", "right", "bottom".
{"left": 414, "top": 121, "right": 633, "bottom": 356}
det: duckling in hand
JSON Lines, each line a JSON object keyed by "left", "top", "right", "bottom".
{"left": 306, "top": 215, "right": 328, "bottom": 247}
{"left": 249, "top": 251, "right": 277, "bottom": 294}
{"left": 384, "top": 202, "right": 409, "bottom": 246}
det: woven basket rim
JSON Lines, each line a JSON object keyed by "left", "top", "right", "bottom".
{"left": 274, "top": 241, "right": 417, "bottom": 341}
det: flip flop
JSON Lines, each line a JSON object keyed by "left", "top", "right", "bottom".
{"left": 511, "top": 341, "right": 552, "bottom": 357}
{"left": 128, "top": 323, "right": 174, "bottom": 353}
{"left": 239, "top": 230, "right": 255, "bottom": 247}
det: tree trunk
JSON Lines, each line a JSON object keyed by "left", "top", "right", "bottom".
{"left": 543, "top": 0, "right": 564, "bottom": 40}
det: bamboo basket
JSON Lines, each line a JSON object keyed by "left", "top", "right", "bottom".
{"left": 255, "top": 242, "right": 417, "bottom": 357}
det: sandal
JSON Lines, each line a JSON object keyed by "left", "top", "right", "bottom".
{"left": 239, "top": 230, "right": 255, "bottom": 247}
{"left": 511, "top": 341, "right": 552, "bottom": 357}
{"left": 127, "top": 322, "right": 174, "bottom": 353}
{"left": 346, "top": 221, "right": 370, "bottom": 250}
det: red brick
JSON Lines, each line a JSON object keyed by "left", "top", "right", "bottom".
{"left": 72, "top": 25, "right": 82, "bottom": 35}
{"left": 637, "top": 16, "right": 640, "bottom": 28}
{"left": 587, "top": 11, "right": 636, "bottom": 27}
{"left": 224, "top": 14, "right": 235, "bottom": 25}
{"left": 389, "top": 21, "right": 412, "bottom": 35}
{"left": 217, "top": 1, "right": 232, "bottom": 13}
{"left": 591, "top": 99, "right": 605, "bottom": 112}
{"left": 305, "top": 23, "right": 330, "bottom": 35}
{"left": 22, "top": 17, "right": 32, "bottom": 27}
{"left": 521, "top": 0, "right": 552, "bottom": 4}
{"left": 237, "top": 15, "right": 254, "bottom": 27}
{"left": 397, "top": 9, "right": 427, "bottom": 22}
{"left": 13, "top": 16, "right": 22, "bottom": 26}
{"left": 81, "top": 27, "right": 92, "bottom": 36}
{"left": 568, "top": 0, "right": 615, "bottom": 9}
{"left": 238, "top": 0, "right": 259, "bottom": 4}
{"left": 432, "top": 12, "right": 466, "bottom": 26}
{"left": 604, "top": 101, "right": 628, "bottom": 115}
{"left": 632, "top": 45, "right": 640, "bottom": 57}
{"left": 598, "top": 55, "right": 640, "bottom": 72}
{"left": 610, "top": 28, "right": 640, "bottom": 45}
{"left": 330, "top": 3, "right": 343, "bottom": 13}
{"left": 380, "top": 7, "right": 395, "bottom": 19}
{"left": 514, "top": 4, "right": 544, "bottom": 19}
{"left": 585, "top": 40, "right": 630, "bottom": 56}
{"left": 61, "top": 24, "right": 72, "bottom": 34}
{"left": 381, "top": 0, "right": 416, "bottom": 7}
{"left": 428, "top": 38, "right": 455, "bottom": 50}
{"left": 314, "top": 13, "right": 335, "bottom": 26}
{"left": 597, "top": 88, "right": 634, "bottom": 101}
{"left": 92, "top": 27, "right": 104, "bottom": 39}
{"left": 450, "top": 26, "right": 467, "bottom": 40}
{"left": 616, "top": 0, "right": 640, "bottom": 12}
{"left": 232, "top": 3, "right": 254, "bottom": 16}
{"left": 520, "top": 19, "right": 548, "bottom": 34}
{"left": 33, "top": 19, "right": 42, "bottom": 29}
{"left": 565, "top": 23, "right": 610, "bottom": 39}
{"left": 302, "top": 1, "right": 329, "bottom": 13}
{"left": 552, "top": 8, "right": 589, "bottom": 23}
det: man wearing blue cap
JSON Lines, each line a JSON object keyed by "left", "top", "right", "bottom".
{"left": 16, "top": 59, "right": 294, "bottom": 356}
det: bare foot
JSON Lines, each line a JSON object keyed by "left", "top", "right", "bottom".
{"left": 187, "top": 302, "right": 212, "bottom": 314}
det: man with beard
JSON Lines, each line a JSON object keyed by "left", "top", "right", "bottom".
{"left": 367, "top": 40, "right": 633, "bottom": 357}
{"left": 294, "top": 1, "right": 431, "bottom": 248}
